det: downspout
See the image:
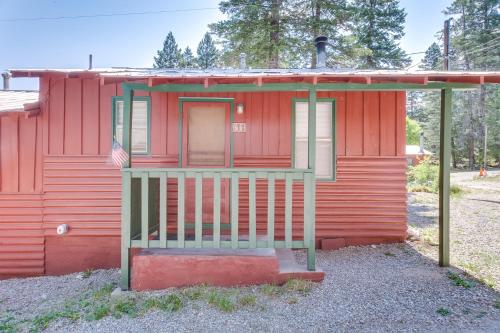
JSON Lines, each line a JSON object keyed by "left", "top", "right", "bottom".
{"left": 2, "top": 72, "right": 10, "bottom": 90}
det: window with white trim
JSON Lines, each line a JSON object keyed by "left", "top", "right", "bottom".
{"left": 294, "top": 101, "right": 335, "bottom": 179}
{"left": 113, "top": 98, "right": 150, "bottom": 154}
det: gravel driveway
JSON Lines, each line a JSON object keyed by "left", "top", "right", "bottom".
{"left": 1, "top": 170, "right": 499, "bottom": 332}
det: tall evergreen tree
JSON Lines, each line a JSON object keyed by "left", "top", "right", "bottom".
{"left": 180, "top": 47, "right": 197, "bottom": 68}
{"left": 210, "top": 0, "right": 294, "bottom": 68}
{"left": 351, "top": 0, "right": 411, "bottom": 69}
{"left": 153, "top": 32, "right": 181, "bottom": 68}
{"left": 420, "top": 42, "right": 442, "bottom": 70}
{"left": 197, "top": 33, "right": 219, "bottom": 69}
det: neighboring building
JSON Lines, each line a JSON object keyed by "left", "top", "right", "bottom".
{"left": 0, "top": 67, "right": 498, "bottom": 287}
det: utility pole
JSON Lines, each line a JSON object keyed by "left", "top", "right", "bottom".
{"left": 443, "top": 19, "right": 451, "bottom": 70}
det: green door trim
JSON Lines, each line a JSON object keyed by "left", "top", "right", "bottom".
{"left": 177, "top": 97, "right": 235, "bottom": 168}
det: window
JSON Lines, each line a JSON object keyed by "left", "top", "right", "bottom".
{"left": 294, "top": 100, "right": 336, "bottom": 180}
{"left": 113, "top": 97, "right": 150, "bottom": 154}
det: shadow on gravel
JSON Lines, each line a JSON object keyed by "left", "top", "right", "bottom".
{"left": 407, "top": 204, "right": 436, "bottom": 228}
{"left": 466, "top": 198, "right": 500, "bottom": 205}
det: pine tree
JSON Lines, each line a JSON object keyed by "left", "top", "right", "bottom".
{"left": 210, "top": 0, "right": 294, "bottom": 68}
{"left": 196, "top": 33, "right": 219, "bottom": 69}
{"left": 420, "top": 42, "right": 442, "bottom": 70}
{"left": 288, "top": 0, "right": 364, "bottom": 68}
{"left": 153, "top": 32, "right": 182, "bottom": 68}
{"left": 180, "top": 47, "right": 197, "bottom": 68}
{"left": 352, "top": 0, "right": 411, "bottom": 69}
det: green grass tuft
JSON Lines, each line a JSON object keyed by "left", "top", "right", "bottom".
{"left": 447, "top": 272, "right": 474, "bottom": 289}
{"left": 0, "top": 315, "right": 17, "bottom": 333}
{"left": 112, "top": 298, "right": 138, "bottom": 317}
{"left": 207, "top": 291, "right": 235, "bottom": 312}
{"left": 238, "top": 294, "right": 257, "bottom": 306}
{"left": 87, "top": 304, "right": 111, "bottom": 321}
{"left": 437, "top": 307, "right": 451, "bottom": 316}
{"left": 283, "top": 279, "right": 313, "bottom": 295}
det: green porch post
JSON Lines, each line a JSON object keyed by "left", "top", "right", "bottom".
{"left": 121, "top": 87, "right": 134, "bottom": 289}
{"left": 307, "top": 88, "right": 317, "bottom": 271}
{"left": 439, "top": 88, "right": 452, "bottom": 267}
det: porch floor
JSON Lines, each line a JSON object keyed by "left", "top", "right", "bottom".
{"left": 131, "top": 248, "right": 324, "bottom": 291}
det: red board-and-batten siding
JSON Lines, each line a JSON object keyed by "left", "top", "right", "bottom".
{"left": 0, "top": 76, "right": 406, "bottom": 278}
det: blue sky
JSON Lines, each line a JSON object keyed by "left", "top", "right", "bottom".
{"left": 0, "top": 0, "right": 451, "bottom": 90}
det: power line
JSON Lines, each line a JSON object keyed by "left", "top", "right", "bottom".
{"left": 0, "top": 7, "right": 219, "bottom": 23}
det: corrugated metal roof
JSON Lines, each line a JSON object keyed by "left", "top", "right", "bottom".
{"left": 0, "top": 90, "right": 39, "bottom": 113}
{"left": 8, "top": 67, "right": 500, "bottom": 84}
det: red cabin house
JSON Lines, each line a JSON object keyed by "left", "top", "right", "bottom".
{"left": 1, "top": 67, "right": 498, "bottom": 289}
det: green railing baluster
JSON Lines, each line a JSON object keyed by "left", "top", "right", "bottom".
{"left": 159, "top": 173, "right": 167, "bottom": 248}
{"left": 285, "top": 173, "right": 293, "bottom": 248}
{"left": 120, "top": 171, "right": 132, "bottom": 290}
{"left": 267, "top": 173, "right": 275, "bottom": 247}
{"left": 213, "top": 173, "right": 221, "bottom": 248}
{"left": 231, "top": 173, "right": 239, "bottom": 249}
{"left": 177, "top": 173, "right": 185, "bottom": 248}
{"left": 249, "top": 173, "right": 257, "bottom": 248}
{"left": 303, "top": 172, "right": 312, "bottom": 248}
{"left": 141, "top": 172, "right": 149, "bottom": 248}
{"left": 195, "top": 173, "right": 203, "bottom": 248}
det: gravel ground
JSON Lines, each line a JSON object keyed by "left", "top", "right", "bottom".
{"left": 1, "top": 245, "right": 499, "bottom": 332}
{"left": 1, "top": 169, "right": 499, "bottom": 332}
{"left": 409, "top": 169, "right": 500, "bottom": 290}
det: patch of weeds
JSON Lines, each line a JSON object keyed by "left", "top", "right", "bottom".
{"left": 421, "top": 227, "right": 438, "bottom": 246}
{"left": 158, "top": 294, "right": 183, "bottom": 312}
{"left": 460, "top": 262, "right": 479, "bottom": 273}
{"left": 0, "top": 315, "right": 17, "bottom": 333}
{"left": 207, "top": 291, "right": 235, "bottom": 312}
{"left": 494, "top": 300, "right": 500, "bottom": 309}
{"left": 479, "top": 276, "right": 495, "bottom": 289}
{"left": 81, "top": 269, "right": 93, "bottom": 279}
{"left": 112, "top": 298, "right": 138, "bottom": 318}
{"left": 287, "top": 297, "right": 299, "bottom": 304}
{"left": 450, "top": 185, "right": 465, "bottom": 198}
{"left": 92, "top": 283, "right": 116, "bottom": 300}
{"left": 238, "top": 294, "right": 257, "bottom": 307}
{"left": 182, "top": 285, "right": 207, "bottom": 300}
{"left": 30, "top": 311, "right": 62, "bottom": 332}
{"left": 447, "top": 271, "right": 474, "bottom": 289}
{"left": 437, "top": 307, "right": 451, "bottom": 316}
{"left": 283, "top": 279, "right": 313, "bottom": 295}
{"left": 87, "top": 303, "right": 111, "bottom": 321}
{"left": 260, "top": 284, "right": 281, "bottom": 297}
{"left": 384, "top": 251, "right": 396, "bottom": 257}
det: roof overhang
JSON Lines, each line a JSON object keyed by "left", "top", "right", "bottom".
{"left": 0, "top": 90, "right": 40, "bottom": 117}
{"left": 8, "top": 68, "right": 500, "bottom": 88}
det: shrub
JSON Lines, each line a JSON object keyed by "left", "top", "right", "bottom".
{"left": 407, "top": 158, "right": 439, "bottom": 193}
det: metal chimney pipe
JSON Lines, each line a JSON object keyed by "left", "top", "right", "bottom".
{"left": 314, "top": 36, "right": 328, "bottom": 69}
{"left": 419, "top": 132, "right": 425, "bottom": 154}
{"left": 239, "top": 53, "right": 247, "bottom": 70}
{"left": 88, "top": 54, "right": 93, "bottom": 70}
{"left": 2, "top": 72, "right": 10, "bottom": 90}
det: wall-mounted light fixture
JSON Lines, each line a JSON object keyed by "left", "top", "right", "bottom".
{"left": 237, "top": 103, "right": 244, "bottom": 114}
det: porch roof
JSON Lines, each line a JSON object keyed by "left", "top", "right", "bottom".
{"left": 0, "top": 90, "right": 40, "bottom": 114}
{"left": 9, "top": 67, "right": 500, "bottom": 85}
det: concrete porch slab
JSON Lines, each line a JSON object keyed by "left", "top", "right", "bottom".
{"left": 131, "top": 248, "right": 324, "bottom": 291}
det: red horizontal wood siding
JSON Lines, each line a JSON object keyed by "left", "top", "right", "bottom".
{"left": 0, "top": 75, "right": 407, "bottom": 277}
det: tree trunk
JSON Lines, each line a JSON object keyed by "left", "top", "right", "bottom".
{"left": 268, "top": 0, "right": 281, "bottom": 68}
{"left": 310, "top": 0, "right": 321, "bottom": 68}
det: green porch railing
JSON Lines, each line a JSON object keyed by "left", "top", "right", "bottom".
{"left": 121, "top": 167, "right": 316, "bottom": 289}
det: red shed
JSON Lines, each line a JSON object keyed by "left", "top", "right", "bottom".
{"left": 1, "top": 68, "right": 499, "bottom": 288}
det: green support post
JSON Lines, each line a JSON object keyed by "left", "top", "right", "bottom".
{"left": 307, "top": 88, "right": 316, "bottom": 271}
{"left": 120, "top": 87, "right": 134, "bottom": 289}
{"left": 439, "top": 88, "right": 452, "bottom": 267}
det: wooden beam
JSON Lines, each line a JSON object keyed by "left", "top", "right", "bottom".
{"left": 257, "top": 77, "right": 263, "bottom": 87}
{"left": 148, "top": 78, "right": 153, "bottom": 87}
{"left": 312, "top": 76, "right": 318, "bottom": 85}
{"left": 122, "top": 87, "right": 134, "bottom": 168}
{"left": 204, "top": 78, "right": 209, "bottom": 88}
{"left": 439, "top": 88, "right": 452, "bottom": 267}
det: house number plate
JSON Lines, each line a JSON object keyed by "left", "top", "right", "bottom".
{"left": 232, "top": 123, "right": 247, "bottom": 133}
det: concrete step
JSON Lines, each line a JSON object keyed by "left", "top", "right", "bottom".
{"left": 131, "top": 248, "right": 324, "bottom": 291}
